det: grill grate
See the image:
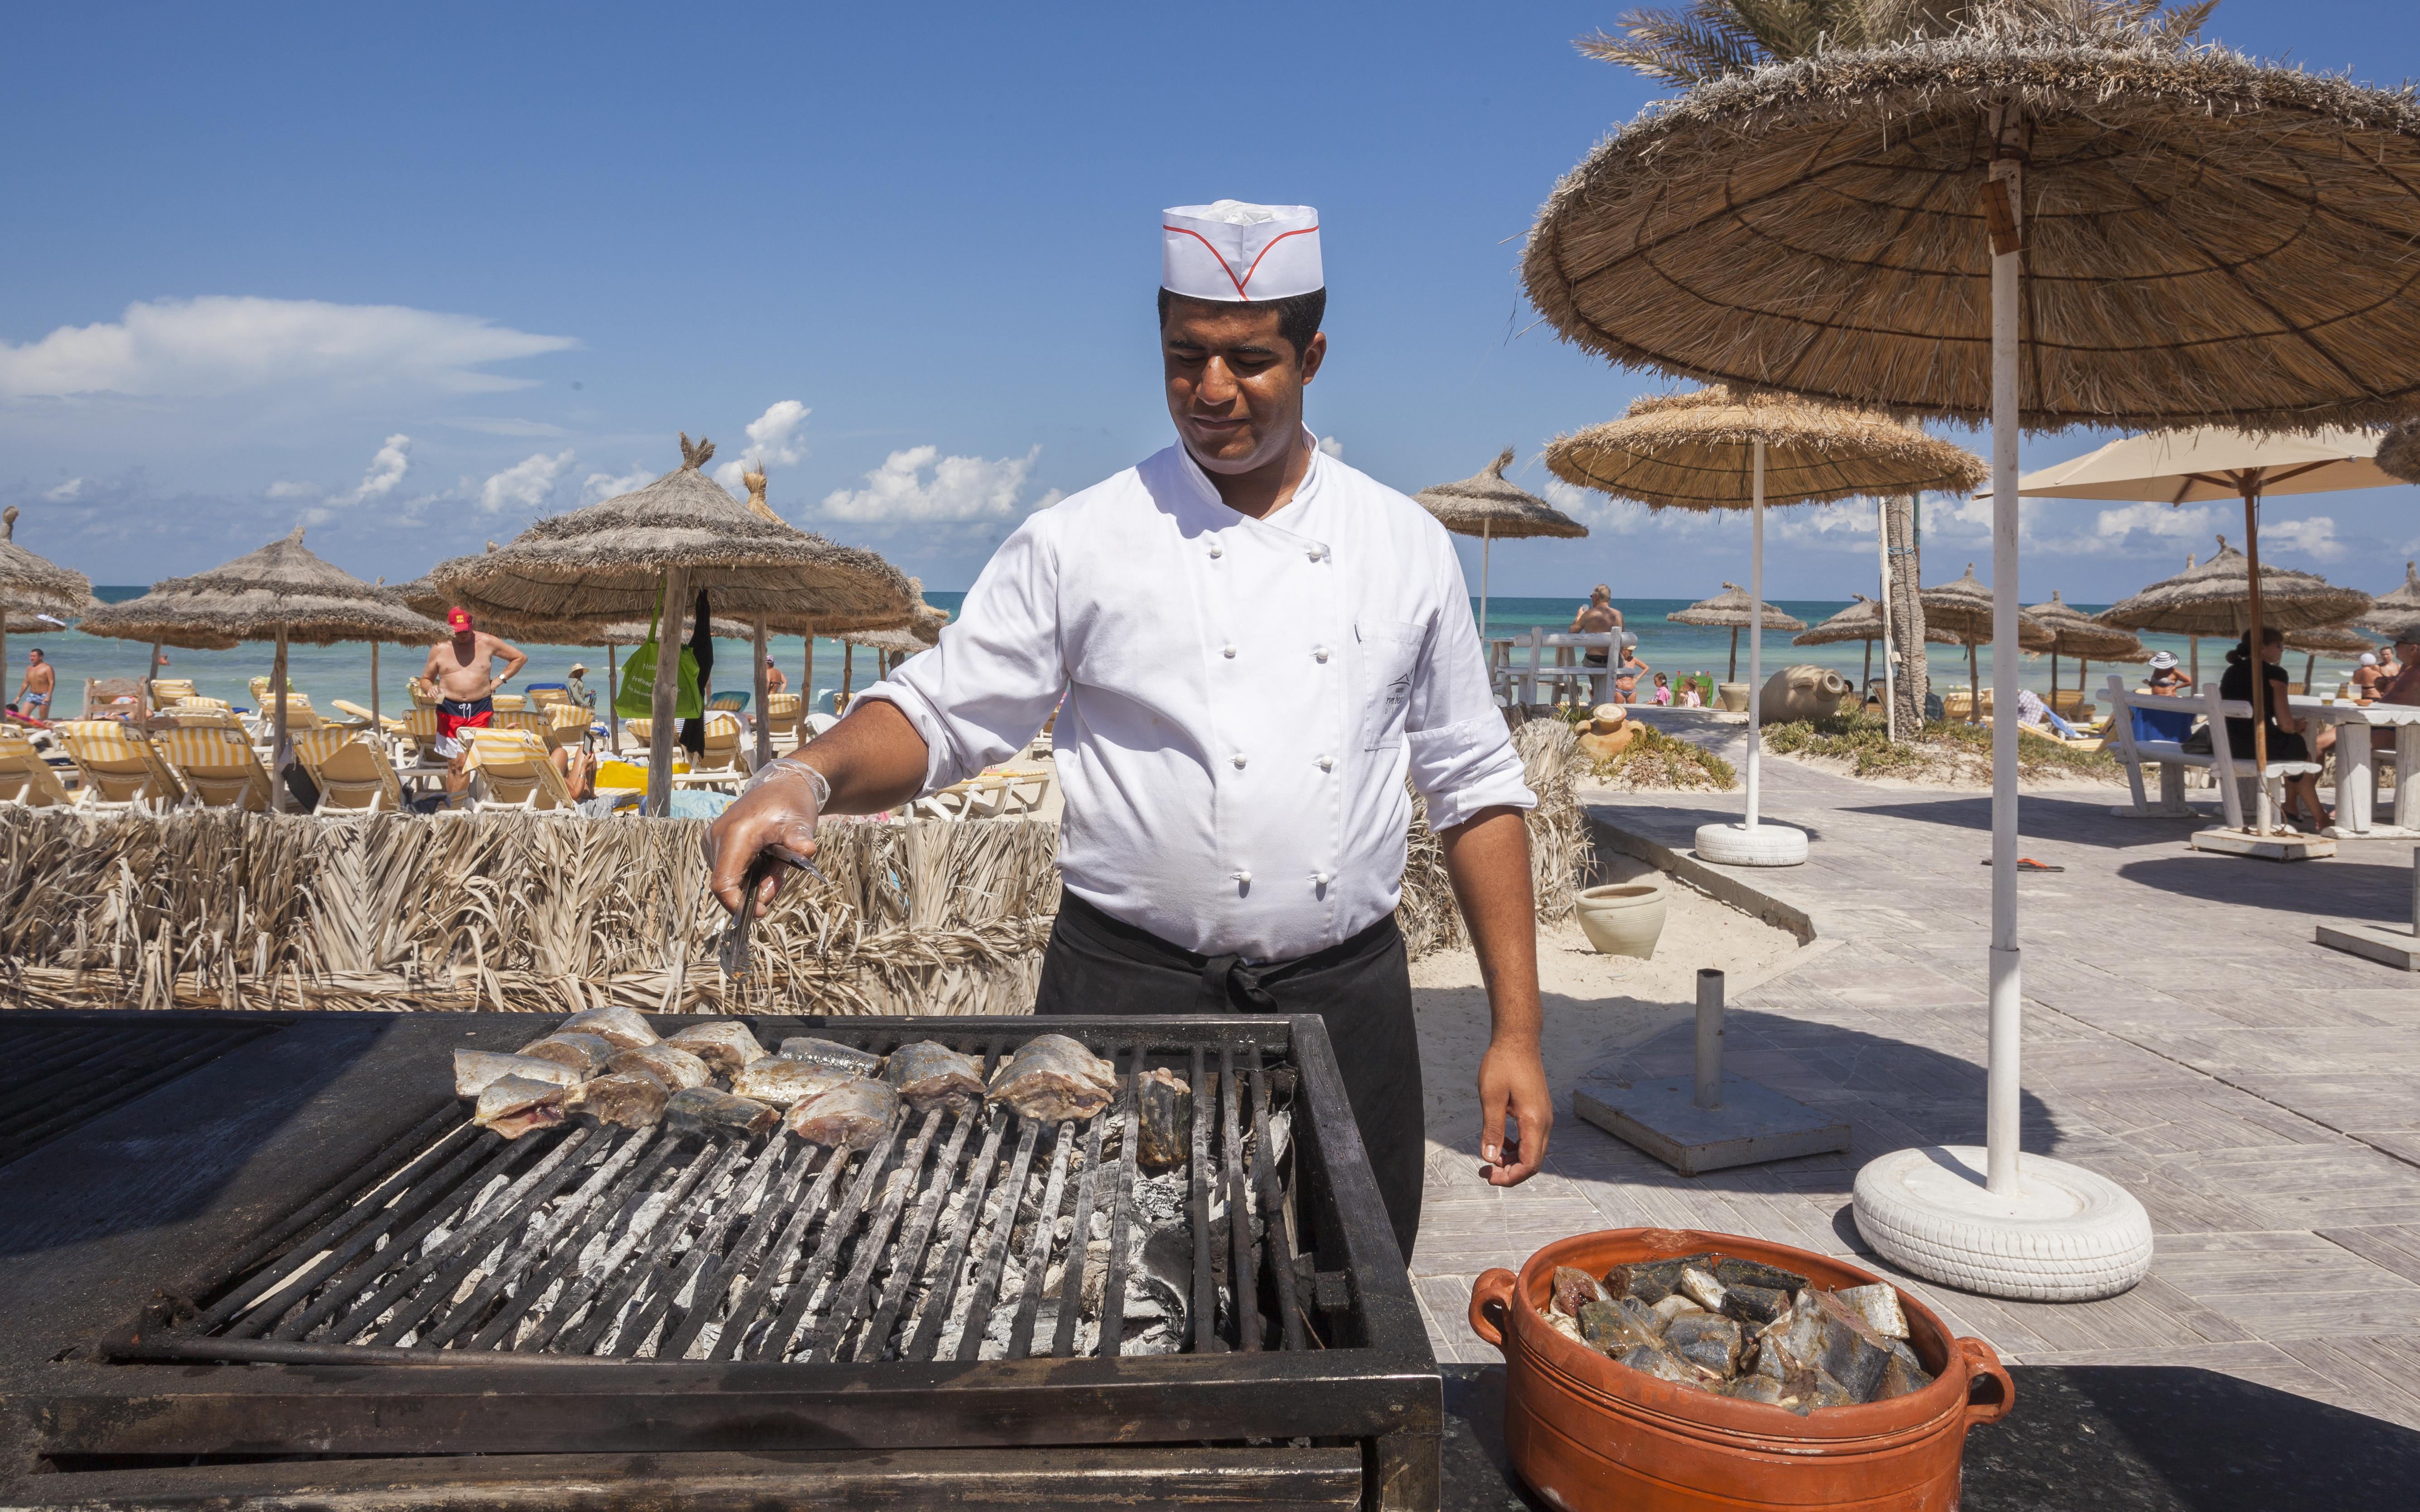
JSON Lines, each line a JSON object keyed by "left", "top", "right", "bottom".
{"left": 0, "top": 1018, "right": 281, "bottom": 1170}
{"left": 173, "top": 1032, "right": 1306, "bottom": 1364}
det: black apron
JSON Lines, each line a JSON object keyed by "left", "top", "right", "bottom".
{"left": 1032, "top": 889, "right": 1424, "bottom": 1262}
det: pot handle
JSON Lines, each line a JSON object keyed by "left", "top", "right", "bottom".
{"left": 1959, "top": 1337, "right": 2015, "bottom": 1426}
{"left": 1469, "top": 1268, "right": 1518, "bottom": 1353}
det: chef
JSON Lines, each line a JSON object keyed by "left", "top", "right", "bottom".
{"left": 708, "top": 200, "right": 1552, "bottom": 1258}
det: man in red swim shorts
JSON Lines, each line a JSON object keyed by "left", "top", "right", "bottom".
{"left": 418, "top": 607, "right": 527, "bottom": 799}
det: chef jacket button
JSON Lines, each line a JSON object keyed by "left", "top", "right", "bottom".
{"left": 1209, "top": 544, "right": 1223, "bottom": 559}
{"left": 1313, "top": 872, "right": 1331, "bottom": 886}
{"left": 1233, "top": 870, "right": 1252, "bottom": 884}
{"left": 1231, "top": 753, "right": 1248, "bottom": 769}
{"left": 1307, "top": 546, "right": 1323, "bottom": 561}
{"left": 1316, "top": 755, "right": 1334, "bottom": 772}
{"left": 1223, "top": 645, "right": 1237, "bottom": 659}
{"left": 1313, "top": 646, "right": 1330, "bottom": 663}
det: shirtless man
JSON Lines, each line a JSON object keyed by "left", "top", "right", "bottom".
{"left": 1570, "top": 585, "right": 1623, "bottom": 702}
{"left": 12, "top": 649, "right": 53, "bottom": 720}
{"left": 419, "top": 609, "right": 527, "bottom": 794}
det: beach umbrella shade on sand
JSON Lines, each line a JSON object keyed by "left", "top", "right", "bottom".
{"left": 1913, "top": 564, "right": 2054, "bottom": 723}
{"left": 1547, "top": 385, "right": 1985, "bottom": 863}
{"left": 1794, "top": 593, "right": 1959, "bottom": 693}
{"left": 1514, "top": 3, "right": 2420, "bottom": 1298}
{"left": 2023, "top": 590, "right": 2146, "bottom": 707}
{"left": 1664, "top": 584, "right": 1805, "bottom": 684}
{"left": 79, "top": 527, "right": 444, "bottom": 812}
{"left": 0, "top": 506, "right": 96, "bottom": 710}
{"left": 425, "top": 434, "right": 916, "bottom": 814}
{"left": 1412, "top": 447, "right": 1588, "bottom": 636}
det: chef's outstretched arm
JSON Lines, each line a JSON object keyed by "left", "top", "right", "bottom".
{"left": 704, "top": 700, "right": 931, "bottom": 912}
{"left": 1439, "top": 805, "right": 1552, "bottom": 1186}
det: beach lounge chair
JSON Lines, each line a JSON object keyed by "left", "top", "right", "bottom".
{"left": 707, "top": 690, "right": 750, "bottom": 714}
{"left": 173, "top": 695, "right": 232, "bottom": 713}
{"left": 618, "top": 717, "right": 652, "bottom": 754}
{"left": 673, "top": 712, "right": 749, "bottom": 788}
{"left": 0, "top": 732, "right": 73, "bottom": 807}
{"left": 491, "top": 693, "right": 527, "bottom": 713}
{"left": 466, "top": 727, "right": 579, "bottom": 813}
{"left": 165, "top": 703, "right": 246, "bottom": 732}
{"left": 763, "top": 691, "right": 801, "bottom": 730}
{"left": 492, "top": 708, "right": 548, "bottom": 737}
{"left": 294, "top": 729, "right": 407, "bottom": 814}
{"left": 155, "top": 726, "right": 275, "bottom": 812}
{"left": 149, "top": 679, "right": 197, "bottom": 704}
{"left": 529, "top": 686, "right": 572, "bottom": 710}
{"left": 542, "top": 702, "right": 589, "bottom": 754}
{"left": 55, "top": 720, "right": 188, "bottom": 810}
{"left": 81, "top": 678, "right": 151, "bottom": 720}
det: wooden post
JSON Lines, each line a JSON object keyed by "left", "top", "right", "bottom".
{"left": 148, "top": 640, "right": 162, "bottom": 709}
{"left": 2243, "top": 487, "right": 2271, "bottom": 835}
{"left": 607, "top": 642, "right": 620, "bottom": 751}
{"left": 751, "top": 616, "right": 772, "bottom": 770}
{"left": 841, "top": 642, "right": 854, "bottom": 713}
{"left": 370, "top": 640, "right": 381, "bottom": 737}
{"left": 647, "top": 565, "right": 688, "bottom": 817}
{"left": 1726, "top": 625, "right": 1739, "bottom": 684}
{"left": 1969, "top": 639, "right": 1982, "bottom": 723}
{"left": 270, "top": 626, "right": 290, "bottom": 815}
{"left": 803, "top": 626, "right": 815, "bottom": 722}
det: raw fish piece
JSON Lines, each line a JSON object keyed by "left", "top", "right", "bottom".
{"left": 1713, "top": 1257, "right": 1808, "bottom": 1295}
{"left": 474, "top": 1075, "right": 566, "bottom": 1138}
{"left": 1664, "top": 1312, "right": 1743, "bottom": 1377}
{"left": 987, "top": 1034, "right": 1118, "bottom": 1122}
{"left": 1536, "top": 1307, "right": 1585, "bottom": 1345}
{"left": 730, "top": 1059, "right": 857, "bottom": 1107}
{"left": 786, "top": 1078, "right": 901, "bottom": 1150}
{"left": 515, "top": 1032, "right": 614, "bottom": 1075}
{"left": 567, "top": 1070, "right": 669, "bottom": 1129}
{"left": 665, "top": 1087, "right": 780, "bottom": 1139}
{"left": 1759, "top": 1294, "right": 1826, "bottom": 1375}
{"left": 609, "top": 1044, "right": 713, "bottom": 1092}
{"left": 778, "top": 1036, "right": 885, "bottom": 1076}
{"left": 1721, "top": 1375, "right": 1790, "bottom": 1406}
{"left": 455, "top": 1050, "right": 582, "bottom": 1099}
{"left": 1677, "top": 1265, "right": 1727, "bottom": 1314}
{"left": 1750, "top": 1334, "right": 1788, "bottom": 1381}
{"left": 1552, "top": 1266, "right": 1608, "bottom": 1317}
{"left": 1833, "top": 1283, "right": 1910, "bottom": 1340}
{"left": 882, "top": 1041, "right": 985, "bottom": 1115}
{"left": 1611, "top": 1253, "right": 1717, "bottom": 1305}
{"left": 1577, "top": 1298, "right": 1662, "bottom": 1356}
{"left": 1875, "top": 1339, "right": 1933, "bottom": 1401}
{"left": 1616, "top": 1343, "right": 1711, "bottom": 1390}
{"left": 558, "top": 1004, "right": 660, "bottom": 1050}
{"left": 1136, "top": 1068, "right": 1192, "bottom": 1171}
{"left": 1786, "top": 1366, "right": 1859, "bottom": 1410}
{"left": 1721, "top": 1283, "right": 1791, "bottom": 1329}
{"left": 667, "top": 1021, "right": 766, "bottom": 1076}
{"left": 1809, "top": 1290, "right": 1894, "bottom": 1402}
{"left": 1651, "top": 1295, "right": 1705, "bottom": 1327}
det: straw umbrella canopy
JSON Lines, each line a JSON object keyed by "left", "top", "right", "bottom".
{"left": 0, "top": 506, "right": 96, "bottom": 707}
{"left": 1412, "top": 447, "right": 1587, "bottom": 636}
{"left": 2357, "top": 562, "right": 2420, "bottom": 640}
{"left": 1920, "top": 565, "right": 2053, "bottom": 721}
{"left": 1665, "top": 583, "right": 1803, "bottom": 682}
{"left": 426, "top": 434, "right": 917, "bottom": 811}
{"left": 1519, "top": 4, "right": 2420, "bottom": 1276}
{"left": 2096, "top": 538, "right": 2371, "bottom": 640}
{"left": 2378, "top": 419, "right": 2420, "bottom": 485}
{"left": 1794, "top": 594, "right": 1958, "bottom": 695}
{"left": 2280, "top": 621, "right": 2377, "bottom": 693}
{"left": 79, "top": 527, "right": 444, "bottom": 811}
{"left": 2025, "top": 590, "right": 2146, "bottom": 705}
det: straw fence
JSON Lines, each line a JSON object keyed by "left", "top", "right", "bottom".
{"left": 0, "top": 720, "right": 1586, "bottom": 1015}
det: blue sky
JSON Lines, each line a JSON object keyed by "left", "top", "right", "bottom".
{"left": 3, "top": 1, "right": 2413, "bottom": 601}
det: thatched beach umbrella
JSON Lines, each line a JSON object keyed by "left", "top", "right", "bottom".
{"left": 1664, "top": 584, "right": 1803, "bottom": 683}
{"left": 2281, "top": 621, "right": 2377, "bottom": 693}
{"left": 2024, "top": 591, "right": 2146, "bottom": 708}
{"left": 0, "top": 506, "right": 96, "bottom": 708}
{"left": 1413, "top": 447, "right": 1587, "bottom": 635}
{"left": 2357, "top": 562, "right": 2420, "bottom": 640}
{"left": 426, "top": 434, "right": 916, "bottom": 813}
{"left": 2098, "top": 537, "right": 2372, "bottom": 641}
{"left": 1920, "top": 565, "right": 2053, "bottom": 722}
{"left": 1548, "top": 386, "right": 1984, "bottom": 857}
{"left": 80, "top": 527, "right": 443, "bottom": 811}
{"left": 2378, "top": 420, "right": 2420, "bottom": 486}
{"left": 1795, "top": 594, "right": 1957, "bottom": 693}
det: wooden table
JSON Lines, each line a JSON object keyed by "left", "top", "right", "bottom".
{"left": 2295, "top": 695, "right": 2420, "bottom": 837}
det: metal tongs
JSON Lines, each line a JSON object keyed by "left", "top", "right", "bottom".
{"left": 718, "top": 843, "right": 823, "bottom": 980}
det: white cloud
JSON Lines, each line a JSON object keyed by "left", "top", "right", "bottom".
{"left": 43, "top": 477, "right": 82, "bottom": 501}
{"left": 480, "top": 448, "right": 576, "bottom": 515}
{"left": 583, "top": 465, "right": 653, "bottom": 503}
{"left": 1318, "top": 435, "right": 1344, "bottom": 459}
{"left": 821, "top": 444, "right": 1041, "bottom": 523}
{"left": 0, "top": 296, "right": 574, "bottom": 399}
{"left": 264, "top": 480, "right": 315, "bottom": 499}
{"left": 2262, "top": 515, "right": 2341, "bottom": 560}
{"left": 351, "top": 433, "right": 412, "bottom": 503}
{"left": 713, "top": 400, "right": 813, "bottom": 494}
{"left": 444, "top": 416, "right": 570, "bottom": 438}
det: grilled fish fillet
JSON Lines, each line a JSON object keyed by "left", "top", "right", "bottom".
{"left": 515, "top": 1032, "right": 614, "bottom": 1076}
{"left": 455, "top": 1050, "right": 583, "bottom": 1100}
{"left": 609, "top": 1043, "right": 713, "bottom": 1092}
{"left": 987, "top": 1033, "right": 1118, "bottom": 1122}
{"left": 474, "top": 1075, "right": 567, "bottom": 1139}
{"left": 882, "top": 1041, "right": 985, "bottom": 1115}
{"left": 786, "top": 1078, "right": 901, "bottom": 1150}
{"left": 667, "top": 1021, "right": 766, "bottom": 1076}
{"left": 730, "top": 1059, "right": 858, "bottom": 1108}
{"left": 558, "top": 1004, "right": 660, "bottom": 1050}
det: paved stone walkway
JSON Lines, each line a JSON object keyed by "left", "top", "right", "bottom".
{"left": 1408, "top": 723, "right": 2420, "bottom": 1430}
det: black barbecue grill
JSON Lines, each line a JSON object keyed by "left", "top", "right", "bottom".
{"left": 0, "top": 1011, "right": 1441, "bottom": 1510}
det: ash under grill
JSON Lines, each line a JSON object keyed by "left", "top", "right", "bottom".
{"left": 165, "top": 1034, "right": 1307, "bottom": 1365}
{"left": 0, "top": 1016, "right": 280, "bottom": 1169}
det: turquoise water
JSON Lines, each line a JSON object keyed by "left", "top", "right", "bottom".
{"left": 17, "top": 588, "right": 2362, "bottom": 718}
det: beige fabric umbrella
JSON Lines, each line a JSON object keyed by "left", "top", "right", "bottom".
{"left": 427, "top": 434, "right": 917, "bottom": 812}
{"left": 79, "top": 527, "right": 444, "bottom": 812}
{"left": 1921, "top": 564, "right": 2053, "bottom": 722}
{"left": 1412, "top": 447, "right": 1586, "bottom": 635}
{"left": 0, "top": 506, "right": 96, "bottom": 714}
{"left": 2025, "top": 590, "right": 2146, "bottom": 707}
{"left": 1795, "top": 593, "right": 1958, "bottom": 695}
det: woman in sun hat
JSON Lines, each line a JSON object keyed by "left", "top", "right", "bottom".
{"left": 2145, "top": 650, "right": 2187, "bottom": 697}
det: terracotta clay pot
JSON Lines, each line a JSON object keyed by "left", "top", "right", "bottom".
{"left": 1469, "top": 1228, "right": 2013, "bottom": 1512}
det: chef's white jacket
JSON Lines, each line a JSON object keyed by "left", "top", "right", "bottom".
{"left": 861, "top": 433, "right": 1534, "bottom": 963}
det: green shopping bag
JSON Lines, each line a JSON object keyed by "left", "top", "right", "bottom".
{"left": 612, "top": 583, "right": 702, "bottom": 720}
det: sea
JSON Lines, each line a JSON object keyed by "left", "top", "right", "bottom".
{"left": 14, "top": 590, "right": 2348, "bottom": 718}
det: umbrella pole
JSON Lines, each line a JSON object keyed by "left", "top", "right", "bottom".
{"left": 1969, "top": 640, "right": 1981, "bottom": 724}
{"left": 1984, "top": 154, "right": 2023, "bottom": 1199}
{"left": 1863, "top": 636, "right": 1872, "bottom": 700}
{"left": 370, "top": 640, "right": 380, "bottom": 736}
{"left": 148, "top": 640, "right": 161, "bottom": 708}
{"left": 842, "top": 643, "right": 854, "bottom": 712}
{"left": 270, "top": 626, "right": 290, "bottom": 815}
{"left": 1480, "top": 519, "right": 1492, "bottom": 639}
{"left": 2303, "top": 651, "right": 2315, "bottom": 692}
{"left": 2190, "top": 636, "right": 2199, "bottom": 690}
{"left": 1747, "top": 438, "right": 1764, "bottom": 831}
{"left": 607, "top": 643, "right": 620, "bottom": 751}
{"left": 1727, "top": 626, "right": 1738, "bottom": 685}
{"left": 1880, "top": 499, "right": 1896, "bottom": 742}
{"left": 803, "top": 628, "right": 815, "bottom": 722}
{"left": 752, "top": 617, "right": 772, "bottom": 770}
{"left": 2244, "top": 488, "right": 2271, "bottom": 836}
{"left": 647, "top": 566, "right": 686, "bottom": 817}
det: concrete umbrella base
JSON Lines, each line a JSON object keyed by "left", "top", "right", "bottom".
{"left": 1852, "top": 1146, "right": 2153, "bottom": 1303}
{"left": 1693, "top": 821, "right": 1808, "bottom": 867}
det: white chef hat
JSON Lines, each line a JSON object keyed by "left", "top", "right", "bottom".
{"left": 1162, "top": 200, "right": 1322, "bottom": 302}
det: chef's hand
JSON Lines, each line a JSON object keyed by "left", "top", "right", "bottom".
{"left": 1479, "top": 1036, "right": 1552, "bottom": 1186}
{"left": 705, "top": 757, "right": 825, "bottom": 913}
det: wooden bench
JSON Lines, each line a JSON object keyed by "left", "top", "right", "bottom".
{"left": 2101, "top": 675, "right": 2324, "bottom": 829}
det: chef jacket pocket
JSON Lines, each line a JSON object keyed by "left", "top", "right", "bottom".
{"left": 1358, "top": 617, "right": 1426, "bottom": 752}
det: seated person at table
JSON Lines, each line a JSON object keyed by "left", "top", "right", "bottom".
{"left": 2221, "top": 627, "right": 2329, "bottom": 829}
{"left": 2353, "top": 652, "right": 2384, "bottom": 703}
{"left": 2144, "top": 650, "right": 2189, "bottom": 696}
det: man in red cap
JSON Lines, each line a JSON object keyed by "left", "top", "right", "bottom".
{"left": 418, "top": 608, "right": 527, "bottom": 779}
